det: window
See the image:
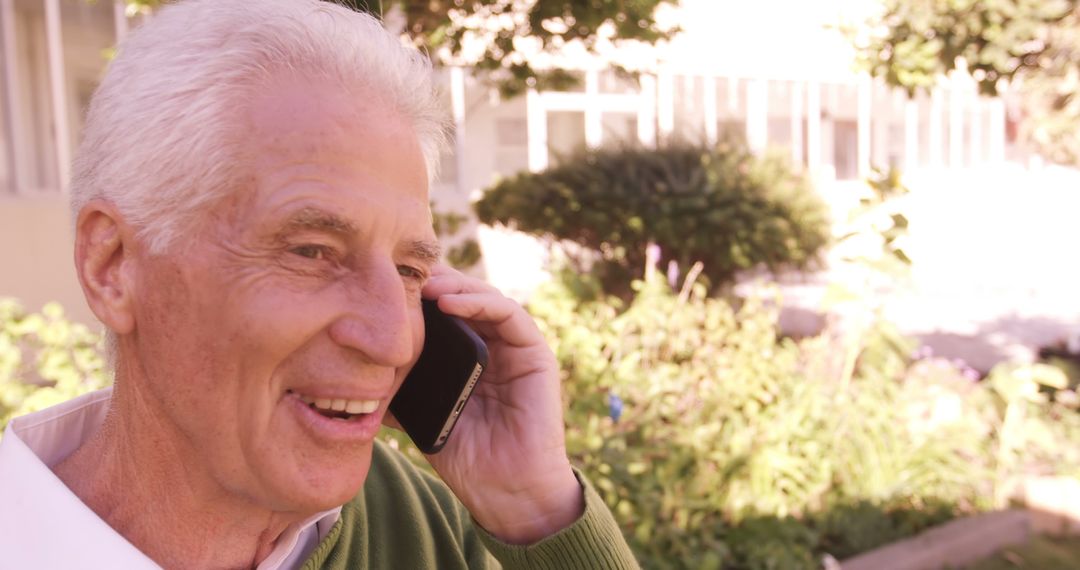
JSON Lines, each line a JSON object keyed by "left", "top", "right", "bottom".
{"left": 545, "top": 111, "right": 585, "bottom": 166}
{"left": 494, "top": 117, "right": 528, "bottom": 177}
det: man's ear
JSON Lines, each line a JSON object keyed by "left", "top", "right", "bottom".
{"left": 74, "top": 201, "right": 136, "bottom": 335}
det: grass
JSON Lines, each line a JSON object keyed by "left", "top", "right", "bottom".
{"left": 965, "top": 536, "right": 1080, "bottom": 569}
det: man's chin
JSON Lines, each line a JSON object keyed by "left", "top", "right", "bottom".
{"left": 259, "top": 446, "right": 374, "bottom": 513}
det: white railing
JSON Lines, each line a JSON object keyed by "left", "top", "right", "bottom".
{"left": 511, "top": 68, "right": 1009, "bottom": 190}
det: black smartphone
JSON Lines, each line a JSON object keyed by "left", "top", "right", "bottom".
{"left": 389, "top": 298, "right": 488, "bottom": 454}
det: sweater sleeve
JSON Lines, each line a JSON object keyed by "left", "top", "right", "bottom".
{"left": 472, "top": 469, "right": 640, "bottom": 570}
{"left": 302, "top": 442, "right": 638, "bottom": 570}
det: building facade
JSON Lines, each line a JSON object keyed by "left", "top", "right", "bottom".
{"left": 0, "top": 0, "right": 1010, "bottom": 322}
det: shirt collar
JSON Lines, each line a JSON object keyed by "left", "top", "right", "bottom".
{"left": 0, "top": 388, "right": 341, "bottom": 569}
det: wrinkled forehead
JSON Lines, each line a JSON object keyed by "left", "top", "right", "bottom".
{"left": 193, "top": 73, "right": 434, "bottom": 243}
{"left": 239, "top": 73, "right": 430, "bottom": 199}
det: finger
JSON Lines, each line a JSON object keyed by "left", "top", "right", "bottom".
{"left": 423, "top": 267, "right": 499, "bottom": 298}
{"left": 436, "top": 293, "right": 544, "bottom": 349}
{"left": 429, "top": 263, "right": 456, "bottom": 278}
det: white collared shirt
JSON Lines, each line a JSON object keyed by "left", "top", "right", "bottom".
{"left": 0, "top": 388, "right": 341, "bottom": 569}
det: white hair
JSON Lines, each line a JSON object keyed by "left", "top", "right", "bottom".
{"left": 70, "top": 0, "right": 446, "bottom": 254}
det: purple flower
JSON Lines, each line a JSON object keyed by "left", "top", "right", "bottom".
{"left": 912, "top": 345, "right": 934, "bottom": 360}
{"left": 608, "top": 393, "right": 624, "bottom": 423}
{"left": 667, "top": 260, "right": 679, "bottom": 288}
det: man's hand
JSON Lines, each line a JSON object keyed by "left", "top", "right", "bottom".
{"left": 410, "top": 265, "right": 584, "bottom": 544}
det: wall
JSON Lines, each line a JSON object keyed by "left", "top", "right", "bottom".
{"left": 0, "top": 193, "right": 95, "bottom": 324}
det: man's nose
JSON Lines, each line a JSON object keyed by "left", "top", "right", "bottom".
{"left": 327, "top": 262, "right": 417, "bottom": 368}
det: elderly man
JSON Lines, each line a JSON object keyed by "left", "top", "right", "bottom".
{"left": 0, "top": 1, "right": 636, "bottom": 568}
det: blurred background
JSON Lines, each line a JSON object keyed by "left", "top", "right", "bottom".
{"left": 1, "top": 0, "right": 1079, "bottom": 568}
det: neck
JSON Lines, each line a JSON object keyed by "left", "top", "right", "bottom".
{"left": 53, "top": 379, "right": 302, "bottom": 569}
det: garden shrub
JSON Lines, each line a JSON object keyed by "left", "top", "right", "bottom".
{"left": 5, "top": 291, "right": 1080, "bottom": 569}
{"left": 473, "top": 139, "right": 831, "bottom": 296}
{"left": 0, "top": 299, "right": 110, "bottom": 433}
{"left": 530, "top": 273, "right": 1080, "bottom": 568}
{"left": 432, "top": 201, "right": 481, "bottom": 270}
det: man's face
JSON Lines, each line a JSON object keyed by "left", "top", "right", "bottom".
{"left": 127, "top": 75, "right": 437, "bottom": 513}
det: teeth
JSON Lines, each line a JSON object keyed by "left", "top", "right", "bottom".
{"left": 346, "top": 400, "right": 379, "bottom": 414}
{"left": 295, "top": 393, "right": 380, "bottom": 416}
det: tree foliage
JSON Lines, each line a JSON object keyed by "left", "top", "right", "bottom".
{"left": 344, "top": 0, "right": 678, "bottom": 97}
{"left": 857, "top": 0, "right": 1080, "bottom": 165}
{"left": 128, "top": 0, "right": 678, "bottom": 98}
{"left": 431, "top": 202, "right": 482, "bottom": 270}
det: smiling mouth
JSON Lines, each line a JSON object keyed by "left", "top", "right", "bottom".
{"left": 287, "top": 389, "right": 380, "bottom": 421}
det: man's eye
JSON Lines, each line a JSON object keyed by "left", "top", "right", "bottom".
{"left": 290, "top": 245, "right": 329, "bottom": 260}
{"left": 397, "top": 265, "right": 424, "bottom": 280}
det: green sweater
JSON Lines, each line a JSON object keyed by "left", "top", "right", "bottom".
{"left": 300, "top": 440, "right": 639, "bottom": 569}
